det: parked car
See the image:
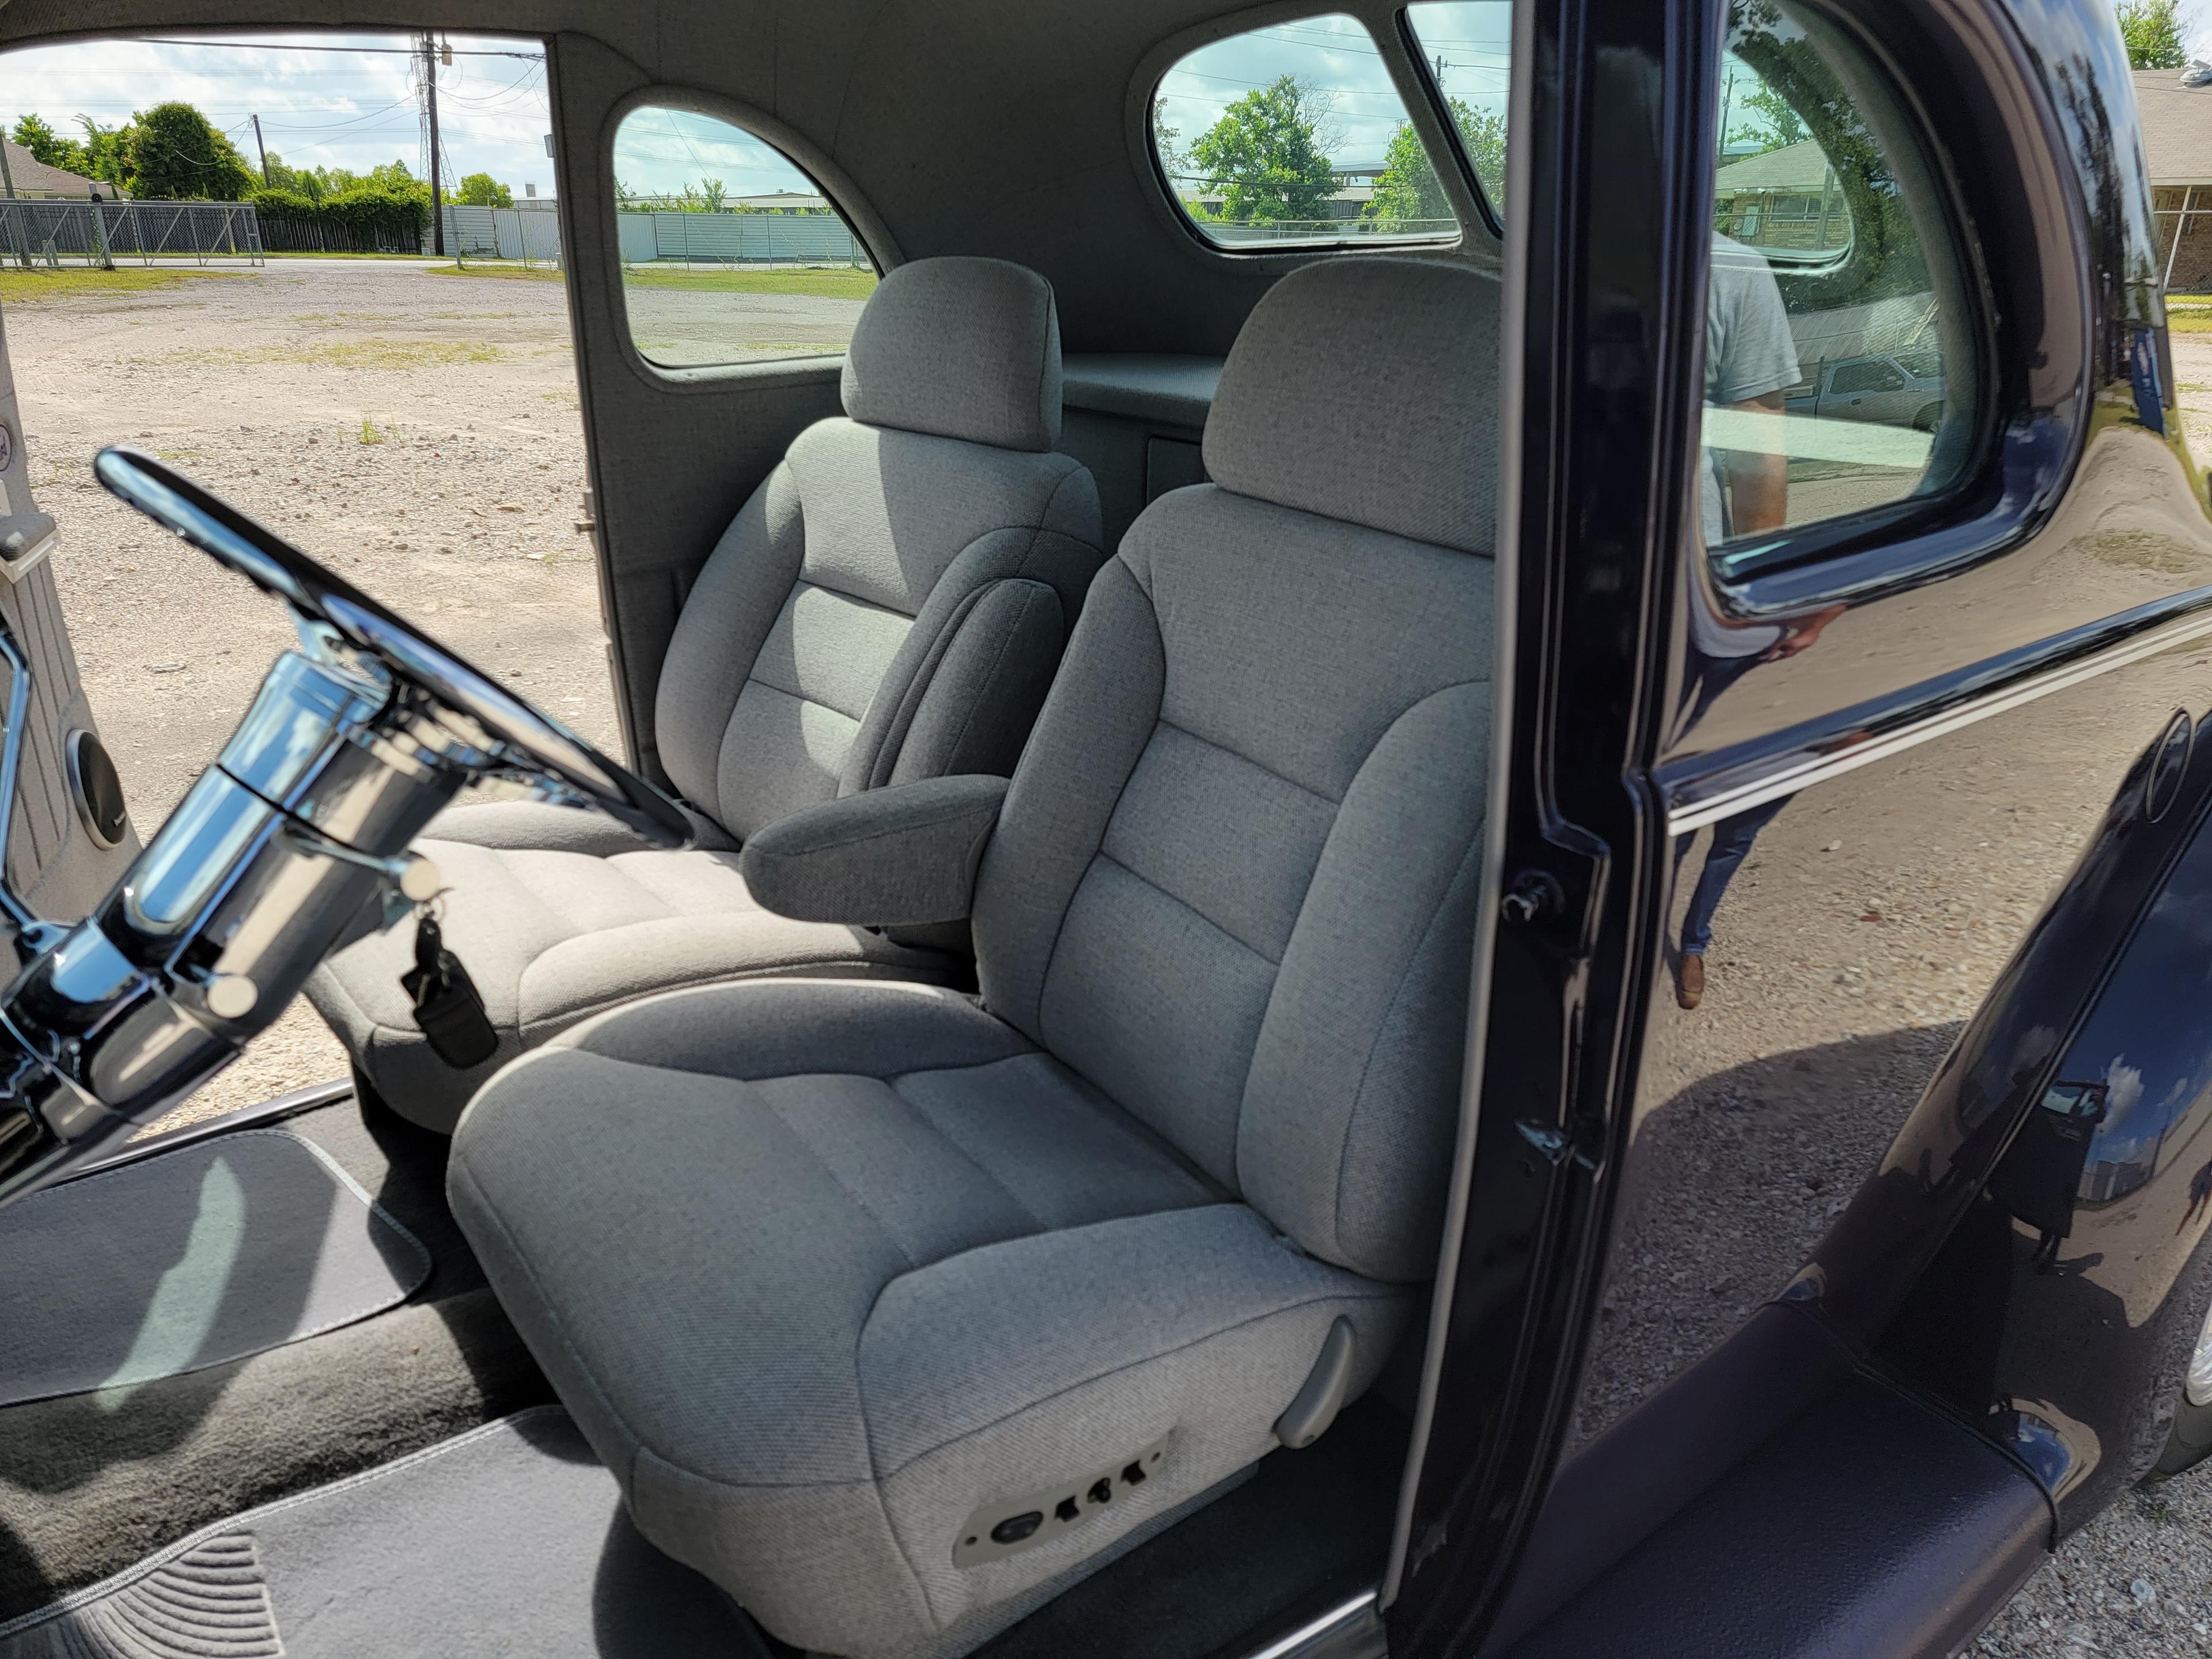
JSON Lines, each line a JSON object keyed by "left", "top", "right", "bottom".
{"left": 1784, "top": 350, "right": 1948, "bottom": 431}
{"left": 0, "top": 0, "right": 2196, "bottom": 1654}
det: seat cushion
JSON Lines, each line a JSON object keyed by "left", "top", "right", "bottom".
{"left": 308, "top": 805, "right": 955, "bottom": 1134}
{"left": 448, "top": 979, "right": 1411, "bottom": 1659}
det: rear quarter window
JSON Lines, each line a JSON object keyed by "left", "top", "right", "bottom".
{"left": 1149, "top": 14, "right": 1461, "bottom": 249}
{"left": 611, "top": 105, "right": 876, "bottom": 370}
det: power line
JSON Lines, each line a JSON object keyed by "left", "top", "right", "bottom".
{"left": 119, "top": 36, "right": 541, "bottom": 59}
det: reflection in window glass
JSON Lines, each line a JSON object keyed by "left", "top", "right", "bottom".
{"left": 1703, "top": 4, "right": 1971, "bottom": 577}
{"left": 1151, "top": 15, "right": 1457, "bottom": 247}
{"left": 1403, "top": 2, "right": 1512, "bottom": 218}
{"left": 612, "top": 107, "right": 876, "bottom": 370}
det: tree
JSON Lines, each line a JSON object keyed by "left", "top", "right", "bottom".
{"left": 1368, "top": 122, "right": 1452, "bottom": 224}
{"left": 456, "top": 172, "right": 514, "bottom": 208}
{"left": 1367, "top": 98, "right": 1509, "bottom": 224}
{"left": 76, "top": 118, "right": 132, "bottom": 191}
{"left": 2119, "top": 0, "right": 2190, "bottom": 69}
{"left": 10, "top": 115, "right": 88, "bottom": 176}
{"left": 1188, "top": 75, "right": 1339, "bottom": 224}
{"left": 128, "top": 103, "right": 253, "bottom": 200}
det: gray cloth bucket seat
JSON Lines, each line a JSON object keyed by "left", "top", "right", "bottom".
{"left": 447, "top": 255, "right": 1498, "bottom": 1659}
{"left": 309, "top": 256, "right": 1106, "bottom": 1132}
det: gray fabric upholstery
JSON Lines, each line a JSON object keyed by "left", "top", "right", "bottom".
{"left": 740, "top": 774, "right": 1009, "bottom": 926}
{"left": 314, "top": 258, "right": 1104, "bottom": 1127}
{"left": 307, "top": 810, "right": 956, "bottom": 1133}
{"left": 450, "top": 255, "right": 1499, "bottom": 1658}
{"left": 841, "top": 257, "right": 1065, "bottom": 452}
{"left": 971, "top": 485, "right": 1494, "bottom": 1281}
{"left": 655, "top": 422, "right": 1101, "bottom": 838}
{"left": 1203, "top": 256, "right": 1501, "bottom": 555}
{"left": 451, "top": 983, "right": 1403, "bottom": 1659}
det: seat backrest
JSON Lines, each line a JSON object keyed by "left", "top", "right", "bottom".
{"left": 972, "top": 256, "right": 1499, "bottom": 1285}
{"left": 654, "top": 257, "right": 1105, "bottom": 840}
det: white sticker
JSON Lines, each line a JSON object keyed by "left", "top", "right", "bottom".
{"left": 0, "top": 480, "right": 10, "bottom": 518}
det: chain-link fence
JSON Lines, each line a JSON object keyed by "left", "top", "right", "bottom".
{"left": 0, "top": 200, "right": 264, "bottom": 266}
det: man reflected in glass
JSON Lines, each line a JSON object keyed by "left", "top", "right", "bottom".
{"left": 1676, "top": 233, "right": 1820, "bottom": 1010}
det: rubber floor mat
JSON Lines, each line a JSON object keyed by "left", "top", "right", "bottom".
{"left": 0, "top": 1408, "right": 767, "bottom": 1658}
{"left": 0, "top": 1129, "right": 429, "bottom": 1406}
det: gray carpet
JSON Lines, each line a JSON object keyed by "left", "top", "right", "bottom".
{"left": 0, "top": 1130, "right": 429, "bottom": 1408}
{"left": 0, "top": 1099, "right": 557, "bottom": 1622}
{"left": 0, "top": 1407, "right": 770, "bottom": 1658}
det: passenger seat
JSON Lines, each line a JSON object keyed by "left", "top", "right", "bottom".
{"left": 309, "top": 257, "right": 1107, "bottom": 1132}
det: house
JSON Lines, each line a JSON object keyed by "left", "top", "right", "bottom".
{"left": 2135, "top": 67, "right": 2212, "bottom": 291}
{"left": 1712, "top": 138, "right": 1846, "bottom": 255}
{"left": 0, "top": 139, "right": 126, "bottom": 200}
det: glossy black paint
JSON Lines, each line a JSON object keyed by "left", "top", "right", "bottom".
{"left": 1399, "top": 0, "right": 2212, "bottom": 1645}
{"left": 1388, "top": 0, "right": 1696, "bottom": 1649}
{"left": 1881, "top": 712, "right": 2212, "bottom": 1529}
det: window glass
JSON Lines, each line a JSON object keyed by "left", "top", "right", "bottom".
{"left": 1702, "top": 5, "right": 1973, "bottom": 579}
{"left": 1151, "top": 14, "right": 1457, "bottom": 248}
{"left": 612, "top": 107, "right": 876, "bottom": 370}
{"left": 1402, "top": 2, "right": 1512, "bottom": 219}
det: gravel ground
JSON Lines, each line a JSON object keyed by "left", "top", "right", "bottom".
{"left": 12, "top": 259, "right": 2212, "bottom": 1652}
{"left": 5, "top": 258, "right": 620, "bottom": 1123}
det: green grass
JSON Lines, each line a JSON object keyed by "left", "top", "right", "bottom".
{"left": 154, "top": 338, "right": 501, "bottom": 370}
{"left": 0, "top": 266, "right": 233, "bottom": 302}
{"left": 424, "top": 262, "right": 565, "bottom": 283}
{"left": 627, "top": 265, "right": 877, "bottom": 301}
{"left": 427, "top": 261, "right": 878, "bottom": 302}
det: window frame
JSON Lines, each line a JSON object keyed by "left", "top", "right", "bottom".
{"left": 1690, "top": 0, "right": 2008, "bottom": 603}
{"left": 1395, "top": 2, "right": 1508, "bottom": 239}
{"left": 599, "top": 86, "right": 895, "bottom": 388}
{"left": 1130, "top": 0, "right": 1488, "bottom": 263}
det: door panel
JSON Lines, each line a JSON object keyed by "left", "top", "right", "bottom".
{"left": 0, "top": 302, "right": 138, "bottom": 919}
{"left": 548, "top": 32, "right": 868, "bottom": 785}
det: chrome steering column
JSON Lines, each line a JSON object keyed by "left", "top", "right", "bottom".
{"left": 0, "top": 448, "right": 688, "bottom": 1200}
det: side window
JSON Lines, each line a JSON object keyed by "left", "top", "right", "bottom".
{"left": 1149, "top": 14, "right": 1459, "bottom": 248}
{"left": 612, "top": 107, "right": 876, "bottom": 370}
{"left": 1702, "top": 3, "right": 1975, "bottom": 575}
{"left": 1402, "top": 2, "right": 1512, "bottom": 220}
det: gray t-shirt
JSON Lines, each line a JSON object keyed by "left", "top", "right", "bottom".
{"left": 1695, "top": 234, "right": 1800, "bottom": 660}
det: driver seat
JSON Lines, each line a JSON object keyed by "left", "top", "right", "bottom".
{"left": 448, "top": 255, "right": 1498, "bottom": 1659}
{"left": 309, "top": 257, "right": 1105, "bottom": 1131}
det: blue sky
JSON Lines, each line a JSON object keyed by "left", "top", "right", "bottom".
{"left": 611, "top": 108, "right": 815, "bottom": 202}
{"left": 0, "top": 32, "right": 556, "bottom": 196}
{"left": 1152, "top": 4, "right": 1509, "bottom": 177}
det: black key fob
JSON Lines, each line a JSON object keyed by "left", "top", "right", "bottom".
{"left": 401, "top": 912, "right": 501, "bottom": 1069}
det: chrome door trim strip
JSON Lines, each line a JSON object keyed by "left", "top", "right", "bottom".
{"left": 1240, "top": 1591, "right": 1384, "bottom": 1659}
{"left": 1664, "top": 600, "right": 2212, "bottom": 834}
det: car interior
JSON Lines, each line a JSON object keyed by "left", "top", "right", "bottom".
{"left": 0, "top": 2, "right": 1512, "bottom": 1656}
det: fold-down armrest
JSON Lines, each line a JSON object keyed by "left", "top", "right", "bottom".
{"left": 738, "top": 774, "right": 1010, "bottom": 926}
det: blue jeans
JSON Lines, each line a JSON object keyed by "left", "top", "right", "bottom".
{"left": 1679, "top": 796, "right": 1788, "bottom": 956}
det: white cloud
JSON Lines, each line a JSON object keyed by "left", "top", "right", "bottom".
{"left": 1, "top": 32, "right": 556, "bottom": 198}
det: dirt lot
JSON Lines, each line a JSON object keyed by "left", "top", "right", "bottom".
{"left": 11, "top": 259, "right": 2212, "bottom": 1653}
{"left": 5, "top": 257, "right": 619, "bottom": 1118}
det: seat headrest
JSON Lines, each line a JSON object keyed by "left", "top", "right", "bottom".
{"left": 840, "top": 257, "right": 1065, "bottom": 452}
{"left": 1203, "top": 257, "right": 1500, "bottom": 554}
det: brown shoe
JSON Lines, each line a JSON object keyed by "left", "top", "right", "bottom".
{"left": 1676, "top": 954, "right": 1705, "bottom": 1010}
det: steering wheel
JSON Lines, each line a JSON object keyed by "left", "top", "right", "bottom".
{"left": 92, "top": 446, "right": 689, "bottom": 849}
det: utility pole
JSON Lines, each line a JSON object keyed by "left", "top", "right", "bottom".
{"left": 0, "top": 136, "right": 23, "bottom": 271}
{"left": 422, "top": 32, "right": 446, "bottom": 256}
{"left": 251, "top": 113, "right": 270, "bottom": 188}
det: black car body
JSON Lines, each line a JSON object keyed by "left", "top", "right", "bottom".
{"left": 0, "top": 0, "right": 2202, "bottom": 1653}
